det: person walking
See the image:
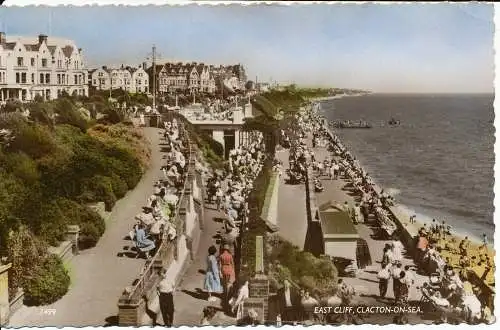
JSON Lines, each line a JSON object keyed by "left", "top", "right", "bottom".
{"left": 377, "top": 264, "right": 391, "bottom": 299}
{"left": 157, "top": 269, "right": 175, "bottom": 327}
{"left": 204, "top": 245, "right": 223, "bottom": 302}
{"left": 219, "top": 245, "right": 236, "bottom": 312}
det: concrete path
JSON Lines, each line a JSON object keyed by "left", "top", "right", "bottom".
{"left": 171, "top": 196, "right": 236, "bottom": 326}
{"left": 275, "top": 148, "right": 309, "bottom": 249}
{"left": 8, "top": 128, "right": 165, "bottom": 327}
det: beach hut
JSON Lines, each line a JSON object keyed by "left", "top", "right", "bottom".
{"left": 317, "top": 201, "right": 359, "bottom": 263}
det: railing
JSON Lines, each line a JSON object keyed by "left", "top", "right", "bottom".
{"left": 123, "top": 123, "right": 192, "bottom": 302}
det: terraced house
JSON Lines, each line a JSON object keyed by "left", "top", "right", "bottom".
{"left": 152, "top": 62, "right": 217, "bottom": 95}
{"left": 89, "top": 65, "right": 149, "bottom": 93}
{"left": 0, "top": 32, "right": 88, "bottom": 102}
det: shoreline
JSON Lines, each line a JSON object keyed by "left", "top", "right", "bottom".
{"left": 314, "top": 98, "right": 494, "bottom": 249}
{"left": 309, "top": 92, "right": 368, "bottom": 102}
{"left": 308, "top": 100, "right": 495, "bottom": 290}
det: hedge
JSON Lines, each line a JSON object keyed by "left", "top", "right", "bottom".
{"left": 1, "top": 100, "right": 148, "bottom": 297}
{"left": 267, "top": 237, "right": 338, "bottom": 298}
{"left": 24, "top": 255, "right": 70, "bottom": 306}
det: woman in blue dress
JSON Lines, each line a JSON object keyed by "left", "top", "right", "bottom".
{"left": 204, "top": 245, "right": 222, "bottom": 302}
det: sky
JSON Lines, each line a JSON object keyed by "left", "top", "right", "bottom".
{"left": 0, "top": 2, "right": 495, "bottom": 93}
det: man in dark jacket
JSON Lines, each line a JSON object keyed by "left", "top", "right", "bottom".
{"left": 277, "top": 279, "right": 301, "bottom": 324}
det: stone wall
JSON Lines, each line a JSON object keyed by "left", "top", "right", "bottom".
{"left": 259, "top": 173, "right": 280, "bottom": 232}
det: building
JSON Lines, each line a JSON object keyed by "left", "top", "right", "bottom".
{"left": 153, "top": 62, "right": 216, "bottom": 95}
{"left": 316, "top": 201, "right": 359, "bottom": 266}
{"left": 0, "top": 32, "right": 88, "bottom": 102}
{"left": 150, "top": 62, "right": 249, "bottom": 96}
{"left": 89, "top": 65, "right": 149, "bottom": 93}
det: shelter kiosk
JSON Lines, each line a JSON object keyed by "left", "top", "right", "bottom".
{"left": 317, "top": 201, "right": 360, "bottom": 276}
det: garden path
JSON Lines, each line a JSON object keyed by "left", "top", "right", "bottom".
{"left": 8, "top": 128, "right": 165, "bottom": 327}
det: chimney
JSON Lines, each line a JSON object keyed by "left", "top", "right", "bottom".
{"left": 142, "top": 62, "right": 146, "bottom": 70}
{"left": 102, "top": 65, "right": 107, "bottom": 70}
{"left": 38, "top": 34, "right": 48, "bottom": 45}
{"left": 0, "top": 32, "right": 6, "bottom": 45}
{"left": 78, "top": 48, "right": 82, "bottom": 53}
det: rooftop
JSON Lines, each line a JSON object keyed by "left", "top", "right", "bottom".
{"left": 319, "top": 205, "right": 358, "bottom": 237}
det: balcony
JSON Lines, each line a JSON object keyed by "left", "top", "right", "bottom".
{"left": 14, "top": 66, "right": 28, "bottom": 70}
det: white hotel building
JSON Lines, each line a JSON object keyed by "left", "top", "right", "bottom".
{"left": 89, "top": 65, "right": 149, "bottom": 94}
{"left": 0, "top": 32, "right": 88, "bottom": 102}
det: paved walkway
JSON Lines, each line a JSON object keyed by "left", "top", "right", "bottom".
{"left": 8, "top": 128, "right": 165, "bottom": 327}
{"left": 275, "top": 148, "right": 309, "bottom": 249}
{"left": 171, "top": 191, "right": 236, "bottom": 326}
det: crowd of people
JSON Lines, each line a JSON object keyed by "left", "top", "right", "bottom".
{"left": 201, "top": 132, "right": 269, "bottom": 324}
{"left": 294, "top": 102, "right": 495, "bottom": 325}
{"left": 129, "top": 119, "right": 187, "bottom": 259}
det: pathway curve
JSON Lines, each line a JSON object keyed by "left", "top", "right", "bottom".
{"left": 8, "top": 128, "right": 165, "bottom": 327}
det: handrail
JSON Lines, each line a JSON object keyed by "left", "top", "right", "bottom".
{"left": 125, "top": 123, "right": 193, "bottom": 301}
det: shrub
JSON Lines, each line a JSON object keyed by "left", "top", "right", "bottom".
{"left": 2, "top": 151, "right": 40, "bottom": 184}
{"left": 24, "top": 255, "right": 70, "bottom": 306}
{"left": 36, "top": 199, "right": 68, "bottom": 246}
{"left": 79, "top": 222, "right": 102, "bottom": 249}
{"left": 7, "top": 120, "right": 58, "bottom": 159}
{"left": 5, "top": 225, "right": 47, "bottom": 299}
{"left": 54, "top": 99, "right": 88, "bottom": 131}
{"left": 110, "top": 173, "right": 129, "bottom": 199}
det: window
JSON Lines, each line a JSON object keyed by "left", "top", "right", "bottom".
{"left": 16, "top": 72, "right": 20, "bottom": 83}
{"left": 93, "top": 79, "right": 97, "bottom": 85}
{"left": 31, "top": 73, "right": 35, "bottom": 83}
{"left": 112, "top": 79, "right": 116, "bottom": 85}
{"left": 40, "top": 73, "right": 44, "bottom": 84}
{"left": 45, "top": 73, "right": 50, "bottom": 84}
{"left": 74, "top": 75, "right": 77, "bottom": 85}
{"left": 21, "top": 72, "right": 27, "bottom": 84}
{"left": 57, "top": 74, "right": 61, "bottom": 85}
{"left": 42, "top": 59, "right": 47, "bottom": 67}
{"left": 17, "top": 57, "right": 24, "bottom": 67}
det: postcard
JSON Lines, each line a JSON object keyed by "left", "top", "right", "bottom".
{"left": 0, "top": 1, "right": 495, "bottom": 327}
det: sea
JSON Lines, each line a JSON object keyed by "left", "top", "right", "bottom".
{"left": 320, "top": 94, "right": 495, "bottom": 242}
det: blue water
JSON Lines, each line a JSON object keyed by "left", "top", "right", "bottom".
{"left": 321, "top": 94, "right": 494, "bottom": 240}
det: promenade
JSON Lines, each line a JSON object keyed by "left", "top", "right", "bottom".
{"left": 274, "top": 127, "right": 431, "bottom": 324}
{"left": 8, "top": 128, "right": 165, "bottom": 327}
{"left": 275, "top": 147, "right": 309, "bottom": 249}
{"left": 311, "top": 141, "right": 430, "bottom": 324}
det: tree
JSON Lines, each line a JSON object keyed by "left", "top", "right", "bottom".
{"left": 245, "top": 80, "right": 255, "bottom": 91}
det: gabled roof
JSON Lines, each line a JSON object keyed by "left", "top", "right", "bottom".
{"left": 47, "top": 45, "right": 57, "bottom": 55}
{"left": 4, "top": 42, "right": 17, "bottom": 50}
{"left": 62, "top": 45, "right": 74, "bottom": 58}
{"left": 24, "top": 44, "right": 40, "bottom": 51}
